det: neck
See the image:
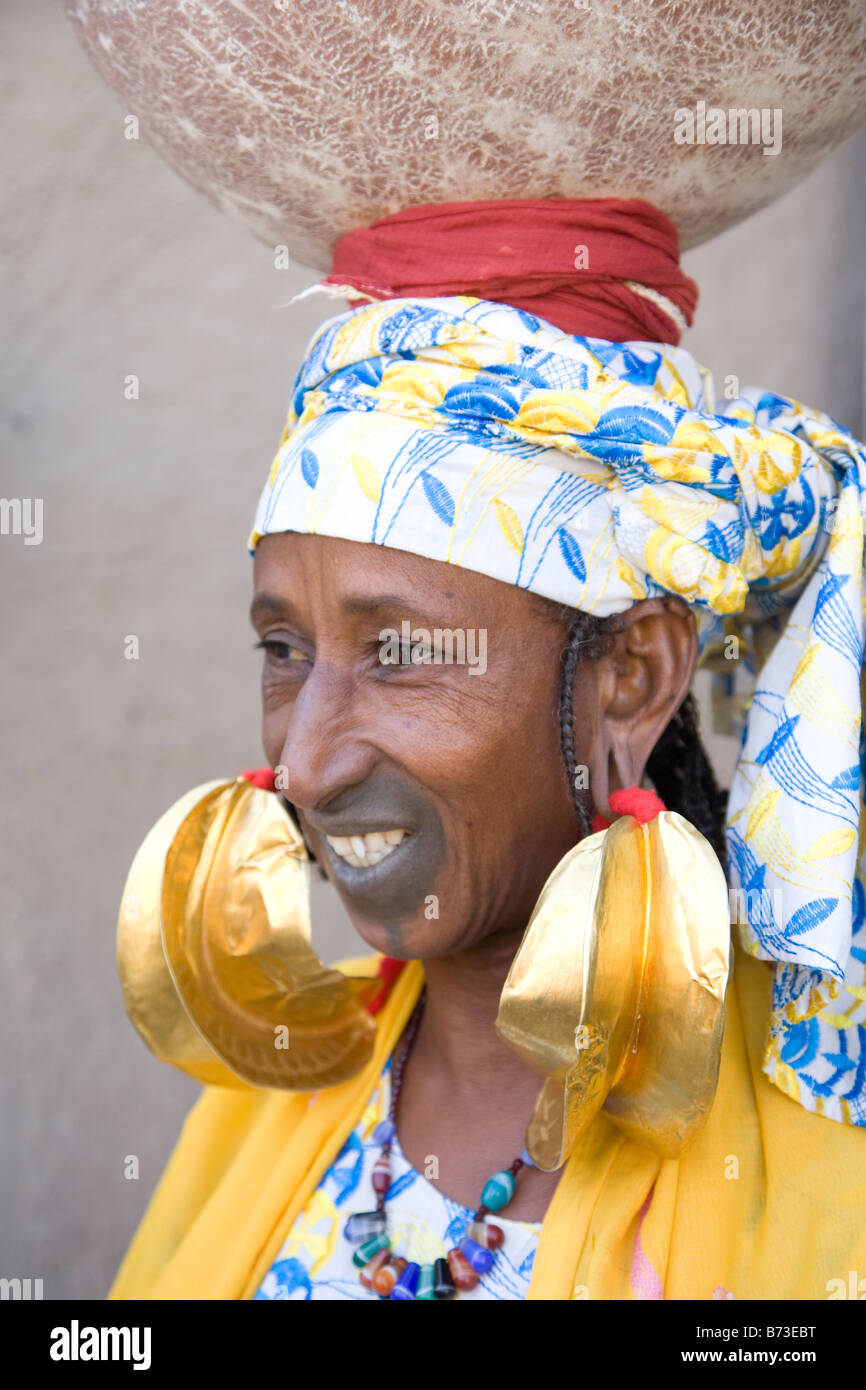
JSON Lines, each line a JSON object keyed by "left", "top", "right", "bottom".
{"left": 393, "top": 927, "right": 565, "bottom": 1218}
{"left": 409, "top": 928, "right": 538, "bottom": 1100}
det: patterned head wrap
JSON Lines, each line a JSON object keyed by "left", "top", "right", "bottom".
{"left": 250, "top": 293, "right": 866, "bottom": 1128}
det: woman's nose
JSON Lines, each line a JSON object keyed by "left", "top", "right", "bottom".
{"left": 276, "top": 661, "right": 377, "bottom": 813}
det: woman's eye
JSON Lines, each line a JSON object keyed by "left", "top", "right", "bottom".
{"left": 379, "top": 640, "right": 435, "bottom": 666}
{"left": 255, "top": 639, "right": 308, "bottom": 665}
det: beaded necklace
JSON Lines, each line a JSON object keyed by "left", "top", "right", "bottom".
{"left": 342, "top": 991, "right": 537, "bottom": 1299}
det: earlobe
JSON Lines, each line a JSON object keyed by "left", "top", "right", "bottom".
{"left": 579, "top": 599, "right": 697, "bottom": 821}
{"left": 584, "top": 732, "right": 640, "bottom": 823}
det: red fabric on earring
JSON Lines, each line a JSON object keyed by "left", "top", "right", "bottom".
{"left": 240, "top": 767, "right": 277, "bottom": 791}
{"left": 608, "top": 786, "right": 666, "bottom": 822}
{"left": 325, "top": 197, "right": 697, "bottom": 344}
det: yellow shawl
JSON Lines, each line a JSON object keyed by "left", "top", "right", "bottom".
{"left": 110, "top": 947, "right": 866, "bottom": 1301}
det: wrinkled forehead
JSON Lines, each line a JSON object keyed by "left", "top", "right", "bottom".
{"left": 67, "top": 0, "right": 866, "bottom": 257}
{"left": 251, "top": 531, "right": 570, "bottom": 633}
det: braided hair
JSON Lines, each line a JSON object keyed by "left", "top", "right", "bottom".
{"left": 555, "top": 607, "right": 728, "bottom": 871}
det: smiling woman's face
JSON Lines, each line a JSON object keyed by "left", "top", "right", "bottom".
{"left": 252, "top": 532, "right": 587, "bottom": 959}
{"left": 251, "top": 531, "right": 697, "bottom": 960}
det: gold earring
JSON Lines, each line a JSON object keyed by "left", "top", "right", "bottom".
{"left": 495, "top": 799, "right": 731, "bottom": 1171}
{"left": 117, "top": 777, "right": 381, "bottom": 1090}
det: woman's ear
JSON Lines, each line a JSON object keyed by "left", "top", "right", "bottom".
{"left": 580, "top": 597, "right": 698, "bottom": 819}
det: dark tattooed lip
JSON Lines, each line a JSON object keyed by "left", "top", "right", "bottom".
{"left": 300, "top": 778, "right": 447, "bottom": 923}
{"left": 315, "top": 824, "right": 446, "bottom": 923}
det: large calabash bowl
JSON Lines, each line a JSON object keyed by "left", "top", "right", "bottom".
{"left": 67, "top": 1, "right": 866, "bottom": 260}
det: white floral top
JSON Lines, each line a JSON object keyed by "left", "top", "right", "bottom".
{"left": 255, "top": 1057, "right": 541, "bottom": 1301}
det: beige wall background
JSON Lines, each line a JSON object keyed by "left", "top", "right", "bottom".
{"left": 1, "top": 0, "right": 864, "bottom": 1299}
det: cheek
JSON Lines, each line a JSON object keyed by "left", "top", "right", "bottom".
{"left": 411, "top": 676, "right": 566, "bottom": 851}
{"left": 385, "top": 701, "right": 571, "bottom": 952}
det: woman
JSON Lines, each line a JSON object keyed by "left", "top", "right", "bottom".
{"left": 110, "top": 198, "right": 866, "bottom": 1301}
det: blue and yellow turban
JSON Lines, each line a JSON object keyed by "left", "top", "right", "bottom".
{"left": 250, "top": 294, "right": 866, "bottom": 1128}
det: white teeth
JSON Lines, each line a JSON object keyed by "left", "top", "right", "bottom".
{"left": 325, "top": 828, "right": 409, "bottom": 869}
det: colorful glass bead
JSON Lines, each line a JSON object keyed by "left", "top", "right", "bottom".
{"left": 481, "top": 1169, "right": 515, "bottom": 1211}
{"left": 446, "top": 1248, "right": 479, "bottom": 1291}
{"left": 352, "top": 1231, "right": 390, "bottom": 1267}
{"left": 371, "top": 1155, "right": 391, "bottom": 1194}
{"left": 391, "top": 1261, "right": 420, "bottom": 1300}
{"left": 459, "top": 1236, "right": 494, "bottom": 1274}
{"left": 433, "top": 1257, "right": 457, "bottom": 1299}
{"left": 416, "top": 1264, "right": 436, "bottom": 1300}
{"left": 359, "top": 1248, "right": 391, "bottom": 1289}
{"left": 372, "top": 1257, "right": 403, "bottom": 1297}
{"left": 373, "top": 1119, "right": 396, "bottom": 1144}
{"left": 466, "top": 1220, "right": 504, "bottom": 1251}
{"left": 343, "top": 1209, "right": 386, "bottom": 1243}
{"left": 520, "top": 1147, "right": 537, "bottom": 1169}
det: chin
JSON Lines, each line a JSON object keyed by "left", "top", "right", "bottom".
{"left": 343, "top": 906, "right": 461, "bottom": 962}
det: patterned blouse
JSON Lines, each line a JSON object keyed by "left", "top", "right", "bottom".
{"left": 255, "top": 1056, "right": 541, "bottom": 1300}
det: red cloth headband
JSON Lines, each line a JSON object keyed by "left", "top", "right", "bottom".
{"left": 325, "top": 198, "right": 698, "bottom": 345}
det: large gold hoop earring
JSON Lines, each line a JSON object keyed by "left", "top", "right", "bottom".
{"left": 117, "top": 777, "right": 380, "bottom": 1090}
{"left": 495, "top": 801, "right": 731, "bottom": 1171}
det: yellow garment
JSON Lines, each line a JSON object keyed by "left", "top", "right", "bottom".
{"left": 110, "top": 948, "right": 866, "bottom": 1301}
